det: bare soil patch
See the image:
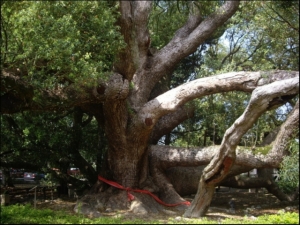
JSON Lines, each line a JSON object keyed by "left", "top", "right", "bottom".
{"left": 206, "top": 188, "right": 299, "bottom": 220}
{"left": 14, "top": 187, "right": 298, "bottom": 222}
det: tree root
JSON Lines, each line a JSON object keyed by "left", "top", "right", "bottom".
{"left": 74, "top": 189, "right": 188, "bottom": 218}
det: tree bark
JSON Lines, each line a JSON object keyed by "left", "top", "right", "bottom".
{"left": 150, "top": 104, "right": 195, "bottom": 144}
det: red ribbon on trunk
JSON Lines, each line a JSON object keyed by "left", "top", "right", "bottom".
{"left": 98, "top": 175, "right": 190, "bottom": 207}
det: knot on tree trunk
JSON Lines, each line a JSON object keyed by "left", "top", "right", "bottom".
{"left": 206, "top": 156, "right": 234, "bottom": 184}
{"left": 105, "top": 73, "right": 129, "bottom": 100}
{"left": 145, "top": 117, "right": 153, "bottom": 126}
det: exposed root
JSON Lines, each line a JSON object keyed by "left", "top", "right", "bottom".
{"left": 74, "top": 189, "right": 189, "bottom": 218}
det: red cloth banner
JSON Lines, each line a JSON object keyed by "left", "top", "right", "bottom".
{"left": 98, "top": 175, "right": 190, "bottom": 207}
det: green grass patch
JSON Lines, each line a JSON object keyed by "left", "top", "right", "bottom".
{"left": 0, "top": 204, "right": 298, "bottom": 224}
{"left": 219, "top": 211, "right": 299, "bottom": 224}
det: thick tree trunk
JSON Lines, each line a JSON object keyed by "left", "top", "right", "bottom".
{"left": 1, "top": 169, "right": 14, "bottom": 187}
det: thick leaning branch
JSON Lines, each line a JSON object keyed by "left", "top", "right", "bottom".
{"left": 168, "top": 166, "right": 297, "bottom": 201}
{"left": 183, "top": 76, "right": 299, "bottom": 217}
{"left": 154, "top": 134, "right": 298, "bottom": 199}
{"left": 234, "top": 100, "right": 299, "bottom": 169}
{"left": 157, "top": 1, "right": 240, "bottom": 68}
{"left": 150, "top": 104, "right": 195, "bottom": 144}
{"left": 138, "top": 71, "right": 299, "bottom": 127}
{"left": 1, "top": 70, "right": 129, "bottom": 114}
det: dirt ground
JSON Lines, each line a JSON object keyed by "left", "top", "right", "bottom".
{"left": 14, "top": 187, "right": 298, "bottom": 222}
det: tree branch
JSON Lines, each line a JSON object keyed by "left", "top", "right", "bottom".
{"left": 183, "top": 75, "right": 298, "bottom": 217}
{"left": 150, "top": 104, "right": 195, "bottom": 144}
{"left": 266, "top": 4, "right": 299, "bottom": 32}
{"left": 132, "top": 1, "right": 240, "bottom": 104}
{"left": 265, "top": 100, "right": 299, "bottom": 166}
{"left": 203, "top": 77, "right": 299, "bottom": 183}
{"left": 114, "top": 1, "right": 152, "bottom": 80}
{"left": 1, "top": 69, "right": 131, "bottom": 114}
{"left": 138, "top": 70, "right": 299, "bottom": 127}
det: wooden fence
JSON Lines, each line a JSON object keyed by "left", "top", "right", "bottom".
{"left": 1, "top": 185, "right": 59, "bottom": 203}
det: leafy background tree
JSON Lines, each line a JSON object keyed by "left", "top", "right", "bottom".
{"left": 278, "top": 138, "right": 299, "bottom": 194}
{"left": 1, "top": 1, "right": 125, "bottom": 105}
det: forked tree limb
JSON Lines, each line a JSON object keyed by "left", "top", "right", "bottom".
{"left": 183, "top": 77, "right": 298, "bottom": 217}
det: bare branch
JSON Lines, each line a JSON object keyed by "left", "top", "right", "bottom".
{"left": 132, "top": 1, "right": 240, "bottom": 103}
{"left": 138, "top": 70, "right": 299, "bottom": 126}
{"left": 266, "top": 100, "right": 299, "bottom": 166}
{"left": 150, "top": 104, "right": 195, "bottom": 144}
{"left": 203, "top": 77, "right": 299, "bottom": 182}
{"left": 1, "top": 70, "right": 131, "bottom": 114}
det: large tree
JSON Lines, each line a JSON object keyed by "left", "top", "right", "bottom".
{"left": 1, "top": 1, "right": 299, "bottom": 217}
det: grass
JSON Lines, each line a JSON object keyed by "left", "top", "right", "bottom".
{"left": 0, "top": 204, "right": 299, "bottom": 224}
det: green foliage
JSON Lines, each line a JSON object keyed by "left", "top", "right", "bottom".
{"left": 149, "top": 1, "right": 189, "bottom": 49}
{"left": 1, "top": 1, "right": 125, "bottom": 90}
{"left": 278, "top": 138, "right": 299, "bottom": 193}
{"left": 0, "top": 110, "right": 100, "bottom": 183}
{"left": 1, "top": 204, "right": 298, "bottom": 224}
{"left": 205, "top": 1, "right": 299, "bottom": 72}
